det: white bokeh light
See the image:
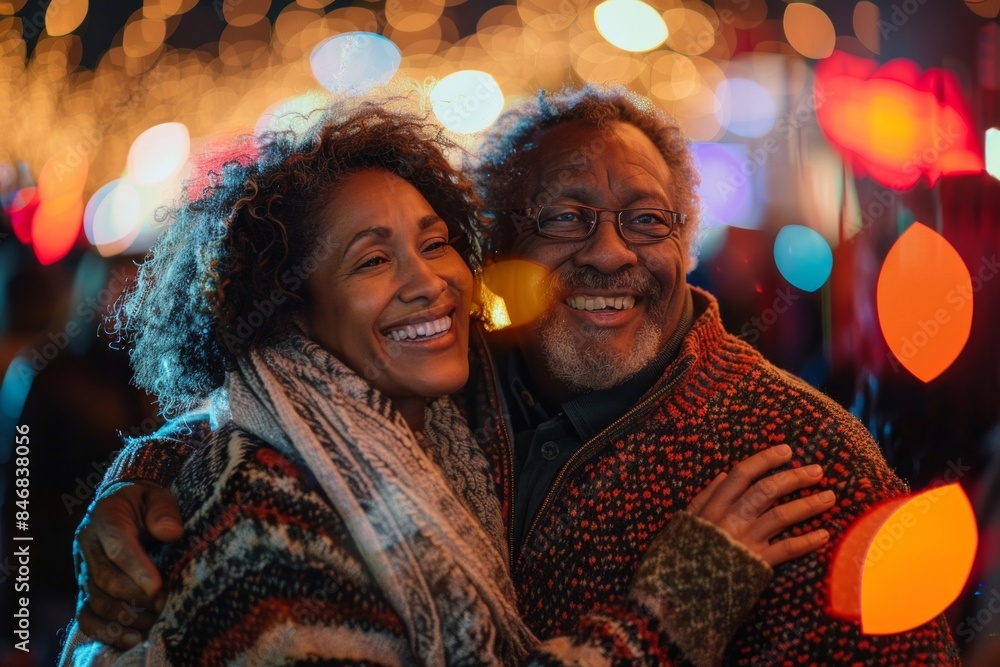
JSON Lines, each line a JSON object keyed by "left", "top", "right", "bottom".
{"left": 430, "top": 70, "right": 505, "bottom": 134}
{"left": 127, "top": 122, "right": 191, "bottom": 185}
{"left": 595, "top": 0, "right": 668, "bottom": 52}
{"left": 310, "top": 32, "right": 401, "bottom": 96}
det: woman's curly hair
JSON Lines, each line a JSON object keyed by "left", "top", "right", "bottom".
{"left": 471, "top": 83, "right": 701, "bottom": 266}
{"left": 112, "top": 101, "right": 485, "bottom": 417}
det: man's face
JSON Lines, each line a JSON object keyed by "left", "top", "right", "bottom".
{"left": 508, "top": 120, "right": 690, "bottom": 397}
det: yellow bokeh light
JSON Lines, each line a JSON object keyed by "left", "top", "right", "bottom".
{"left": 594, "top": 0, "right": 667, "bottom": 52}
{"left": 783, "top": 3, "right": 835, "bottom": 60}
{"left": 649, "top": 52, "right": 699, "bottom": 102}
{"left": 45, "top": 0, "right": 88, "bottom": 37}
{"left": 965, "top": 0, "right": 1000, "bottom": 18}
{"left": 714, "top": 0, "right": 766, "bottom": 30}
{"left": 481, "top": 260, "right": 551, "bottom": 329}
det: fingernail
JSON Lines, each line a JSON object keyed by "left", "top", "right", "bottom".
{"left": 806, "top": 464, "right": 823, "bottom": 476}
{"left": 819, "top": 490, "right": 835, "bottom": 502}
{"left": 776, "top": 444, "right": 791, "bottom": 456}
{"left": 816, "top": 529, "right": 830, "bottom": 541}
{"left": 154, "top": 595, "right": 166, "bottom": 613}
{"left": 123, "top": 631, "right": 141, "bottom": 647}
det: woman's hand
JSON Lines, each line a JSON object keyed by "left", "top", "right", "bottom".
{"left": 686, "top": 444, "right": 835, "bottom": 567}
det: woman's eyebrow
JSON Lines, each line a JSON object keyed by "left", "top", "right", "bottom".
{"left": 344, "top": 226, "right": 390, "bottom": 255}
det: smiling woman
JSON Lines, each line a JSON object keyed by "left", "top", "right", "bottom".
{"left": 60, "top": 101, "right": 538, "bottom": 665}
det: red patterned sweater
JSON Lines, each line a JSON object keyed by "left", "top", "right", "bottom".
{"left": 454, "top": 287, "right": 959, "bottom": 665}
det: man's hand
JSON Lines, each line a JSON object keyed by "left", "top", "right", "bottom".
{"left": 73, "top": 480, "right": 183, "bottom": 649}
{"left": 687, "top": 444, "right": 835, "bottom": 567}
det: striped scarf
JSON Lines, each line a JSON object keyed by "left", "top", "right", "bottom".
{"left": 227, "top": 330, "right": 535, "bottom": 666}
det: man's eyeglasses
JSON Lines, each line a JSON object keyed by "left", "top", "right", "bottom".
{"left": 505, "top": 205, "right": 685, "bottom": 242}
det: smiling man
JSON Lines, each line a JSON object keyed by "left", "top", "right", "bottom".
{"left": 71, "top": 85, "right": 959, "bottom": 665}
{"left": 458, "top": 84, "right": 959, "bottom": 663}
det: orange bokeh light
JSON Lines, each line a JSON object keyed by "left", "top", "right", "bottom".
{"left": 32, "top": 196, "right": 84, "bottom": 265}
{"left": 829, "top": 484, "right": 977, "bottom": 635}
{"left": 481, "top": 259, "right": 550, "bottom": 329}
{"left": 815, "top": 51, "right": 983, "bottom": 189}
{"left": 876, "top": 223, "right": 973, "bottom": 382}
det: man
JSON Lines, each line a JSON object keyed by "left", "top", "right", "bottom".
{"left": 73, "top": 85, "right": 959, "bottom": 664}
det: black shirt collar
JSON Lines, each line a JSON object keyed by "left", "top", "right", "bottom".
{"left": 506, "top": 287, "right": 695, "bottom": 440}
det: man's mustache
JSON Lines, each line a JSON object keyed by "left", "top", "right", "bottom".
{"left": 548, "top": 267, "right": 661, "bottom": 299}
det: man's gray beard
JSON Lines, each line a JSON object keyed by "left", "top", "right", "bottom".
{"left": 534, "top": 269, "right": 670, "bottom": 393}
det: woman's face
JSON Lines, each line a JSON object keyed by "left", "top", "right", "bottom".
{"left": 305, "top": 169, "right": 474, "bottom": 400}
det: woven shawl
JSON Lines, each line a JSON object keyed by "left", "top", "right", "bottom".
{"left": 227, "top": 330, "right": 535, "bottom": 666}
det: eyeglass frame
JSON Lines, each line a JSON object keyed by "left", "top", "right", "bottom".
{"left": 500, "top": 204, "right": 686, "bottom": 243}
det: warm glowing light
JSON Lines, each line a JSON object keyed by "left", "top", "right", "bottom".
{"left": 430, "top": 70, "right": 505, "bottom": 134}
{"left": 965, "top": 0, "right": 1000, "bottom": 18}
{"left": 127, "top": 122, "right": 190, "bottom": 186}
{"left": 310, "top": 32, "right": 401, "bottom": 95}
{"left": 829, "top": 484, "right": 977, "bottom": 634}
{"left": 481, "top": 260, "right": 550, "bottom": 328}
{"left": 33, "top": 197, "right": 83, "bottom": 265}
{"left": 649, "top": 52, "right": 699, "bottom": 102}
{"left": 386, "top": 0, "right": 445, "bottom": 32}
{"left": 987, "top": 128, "right": 1000, "bottom": 180}
{"left": 773, "top": 225, "right": 832, "bottom": 292}
{"left": 594, "top": 0, "right": 667, "bottom": 53}
{"left": 783, "top": 3, "right": 835, "bottom": 60}
{"left": 255, "top": 91, "right": 333, "bottom": 138}
{"left": 223, "top": 0, "right": 271, "bottom": 26}
{"left": 876, "top": 223, "right": 973, "bottom": 383}
{"left": 663, "top": 8, "right": 715, "bottom": 57}
{"left": 38, "top": 151, "right": 88, "bottom": 205}
{"left": 853, "top": 1, "right": 880, "bottom": 55}
{"left": 815, "top": 52, "right": 984, "bottom": 189}
{"left": 714, "top": 77, "right": 776, "bottom": 138}
{"left": 45, "top": 0, "right": 88, "bottom": 37}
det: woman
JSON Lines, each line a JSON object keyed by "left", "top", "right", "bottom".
{"left": 63, "top": 102, "right": 829, "bottom": 666}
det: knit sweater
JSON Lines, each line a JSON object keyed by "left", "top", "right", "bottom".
{"left": 78, "top": 287, "right": 960, "bottom": 665}
{"left": 63, "top": 422, "right": 771, "bottom": 666}
{"left": 454, "top": 287, "right": 960, "bottom": 665}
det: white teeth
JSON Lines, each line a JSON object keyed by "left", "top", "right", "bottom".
{"left": 384, "top": 315, "right": 452, "bottom": 341}
{"left": 565, "top": 295, "right": 637, "bottom": 312}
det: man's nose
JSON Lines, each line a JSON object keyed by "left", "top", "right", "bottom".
{"left": 571, "top": 213, "right": 637, "bottom": 274}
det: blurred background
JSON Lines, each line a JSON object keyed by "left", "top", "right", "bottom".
{"left": 0, "top": 0, "right": 998, "bottom": 664}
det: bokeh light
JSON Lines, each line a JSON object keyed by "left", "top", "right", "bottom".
{"left": 815, "top": 52, "right": 984, "bottom": 189}
{"left": 691, "top": 143, "right": 761, "bottom": 231}
{"left": 88, "top": 180, "right": 142, "bottom": 257}
{"left": 430, "top": 70, "right": 505, "bottom": 134}
{"left": 829, "top": 484, "right": 977, "bottom": 635}
{"left": 987, "top": 128, "right": 1000, "bottom": 180}
{"left": 594, "top": 0, "right": 667, "bottom": 53}
{"left": 33, "top": 197, "right": 83, "bottom": 265}
{"left": 481, "top": 259, "right": 550, "bottom": 329}
{"left": 773, "top": 225, "right": 833, "bottom": 292}
{"left": 783, "top": 3, "right": 835, "bottom": 60}
{"left": 45, "top": 0, "right": 88, "bottom": 37}
{"left": 714, "top": 77, "right": 777, "bottom": 138}
{"left": 853, "top": 1, "right": 881, "bottom": 55}
{"left": 127, "top": 122, "right": 191, "bottom": 186}
{"left": 876, "top": 222, "right": 973, "bottom": 383}
{"left": 310, "top": 32, "right": 402, "bottom": 95}
{"left": 8, "top": 187, "right": 39, "bottom": 244}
